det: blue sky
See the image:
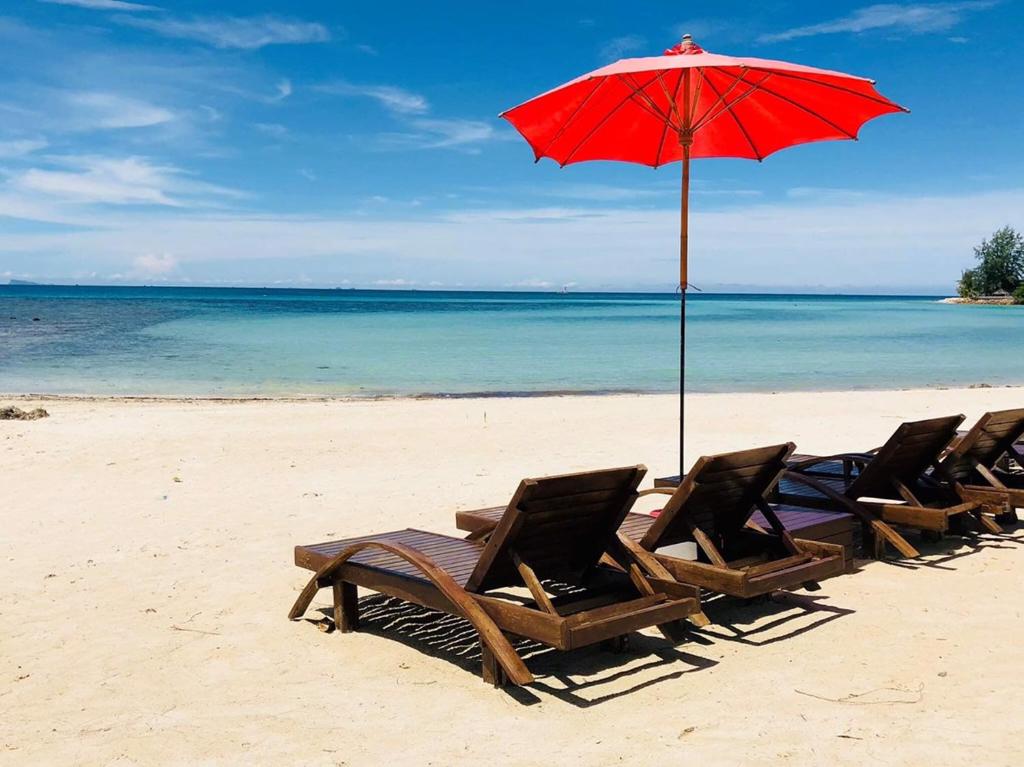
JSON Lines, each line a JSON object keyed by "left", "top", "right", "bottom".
{"left": 0, "top": 0, "right": 1021, "bottom": 292}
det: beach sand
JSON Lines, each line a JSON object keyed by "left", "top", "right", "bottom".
{"left": 3, "top": 387, "right": 1023, "bottom": 765}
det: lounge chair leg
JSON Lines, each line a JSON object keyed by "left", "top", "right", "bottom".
{"left": 688, "top": 610, "right": 711, "bottom": 628}
{"left": 601, "top": 635, "right": 631, "bottom": 653}
{"left": 975, "top": 511, "right": 1003, "bottom": 534}
{"left": 333, "top": 581, "right": 359, "bottom": 633}
{"left": 480, "top": 640, "right": 506, "bottom": 688}
{"left": 995, "top": 508, "right": 1019, "bottom": 526}
{"left": 865, "top": 525, "right": 881, "bottom": 559}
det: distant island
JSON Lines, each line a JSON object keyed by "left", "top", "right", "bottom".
{"left": 7, "top": 279, "right": 40, "bottom": 286}
{"left": 952, "top": 226, "right": 1024, "bottom": 304}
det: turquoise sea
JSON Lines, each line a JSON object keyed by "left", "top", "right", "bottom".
{"left": 1, "top": 286, "right": 1022, "bottom": 397}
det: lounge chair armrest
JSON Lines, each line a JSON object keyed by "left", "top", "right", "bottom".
{"left": 289, "top": 537, "right": 534, "bottom": 685}
{"left": 637, "top": 487, "right": 675, "bottom": 497}
{"left": 464, "top": 524, "right": 498, "bottom": 541}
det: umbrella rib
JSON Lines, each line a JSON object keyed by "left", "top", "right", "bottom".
{"left": 688, "top": 67, "right": 706, "bottom": 127}
{"left": 653, "top": 71, "right": 685, "bottom": 167}
{"left": 767, "top": 70, "right": 905, "bottom": 111}
{"left": 536, "top": 77, "right": 607, "bottom": 159}
{"left": 699, "top": 70, "right": 763, "bottom": 160}
{"left": 690, "top": 67, "right": 753, "bottom": 131}
{"left": 619, "top": 74, "right": 674, "bottom": 123}
{"left": 752, "top": 82, "right": 858, "bottom": 139}
{"left": 560, "top": 73, "right": 664, "bottom": 165}
{"left": 692, "top": 69, "right": 772, "bottom": 133}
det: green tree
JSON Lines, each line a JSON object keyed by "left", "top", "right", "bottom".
{"left": 958, "top": 268, "right": 980, "bottom": 298}
{"left": 970, "top": 226, "right": 1024, "bottom": 294}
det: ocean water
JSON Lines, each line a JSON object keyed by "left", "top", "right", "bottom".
{"left": 1, "top": 286, "right": 1023, "bottom": 397}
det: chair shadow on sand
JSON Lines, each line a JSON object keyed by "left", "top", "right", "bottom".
{"left": 878, "top": 522, "right": 1024, "bottom": 572}
{"left": 309, "top": 583, "right": 861, "bottom": 706}
{"left": 313, "top": 594, "right": 718, "bottom": 707}
{"left": 690, "top": 590, "right": 856, "bottom": 648}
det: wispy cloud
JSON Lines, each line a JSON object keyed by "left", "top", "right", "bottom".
{"left": 0, "top": 138, "right": 48, "bottom": 158}
{"left": 40, "top": 0, "right": 159, "bottom": 10}
{"left": 7, "top": 155, "right": 244, "bottom": 207}
{"left": 760, "top": 2, "right": 996, "bottom": 43}
{"left": 254, "top": 122, "right": 288, "bottom": 139}
{"left": 315, "top": 80, "right": 429, "bottom": 115}
{"left": 65, "top": 91, "right": 174, "bottom": 130}
{"left": 116, "top": 14, "right": 331, "bottom": 49}
{"left": 273, "top": 79, "right": 292, "bottom": 101}
{"left": 599, "top": 34, "right": 647, "bottom": 60}
{"left": 374, "top": 118, "right": 500, "bottom": 152}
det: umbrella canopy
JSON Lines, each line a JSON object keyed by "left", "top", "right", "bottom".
{"left": 503, "top": 36, "right": 907, "bottom": 167}
{"left": 501, "top": 35, "right": 907, "bottom": 472}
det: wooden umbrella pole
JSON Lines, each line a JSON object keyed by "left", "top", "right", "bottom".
{"left": 679, "top": 146, "right": 689, "bottom": 476}
{"left": 679, "top": 68, "right": 692, "bottom": 477}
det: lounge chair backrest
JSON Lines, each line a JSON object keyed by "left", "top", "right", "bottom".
{"left": 940, "top": 408, "right": 1024, "bottom": 480}
{"left": 639, "top": 444, "right": 794, "bottom": 553}
{"left": 848, "top": 415, "right": 964, "bottom": 499}
{"left": 465, "top": 465, "right": 646, "bottom": 593}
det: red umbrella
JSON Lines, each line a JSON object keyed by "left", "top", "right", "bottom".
{"left": 502, "top": 34, "right": 907, "bottom": 471}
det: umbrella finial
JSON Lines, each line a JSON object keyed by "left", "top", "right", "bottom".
{"left": 664, "top": 34, "right": 704, "bottom": 56}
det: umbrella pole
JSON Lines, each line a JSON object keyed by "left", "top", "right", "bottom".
{"left": 679, "top": 145, "right": 689, "bottom": 477}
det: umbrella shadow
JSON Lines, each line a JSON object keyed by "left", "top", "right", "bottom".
{"left": 312, "top": 594, "right": 717, "bottom": 707}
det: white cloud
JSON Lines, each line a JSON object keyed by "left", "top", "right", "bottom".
{"left": 0, "top": 138, "right": 48, "bottom": 158}
{"left": 254, "top": 123, "right": 288, "bottom": 139}
{"left": 40, "top": 0, "right": 158, "bottom": 10}
{"left": 508, "top": 279, "right": 554, "bottom": 288}
{"left": 760, "top": 2, "right": 996, "bottom": 43}
{"left": 14, "top": 159, "right": 177, "bottom": 206}
{"left": 116, "top": 14, "right": 330, "bottom": 49}
{"left": 375, "top": 118, "right": 499, "bottom": 152}
{"left": 198, "top": 105, "right": 222, "bottom": 123}
{"left": 7, "top": 155, "right": 244, "bottom": 208}
{"left": 65, "top": 91, "right": 174, "bottom": 130}
{"left": 132, "top": 252, "right": 177, "bottom": 277}
{"left": 316, "top": 80, "right": 429, "bottom": 115}
{"left": 373, "top": 278, "right": 417, "bottom": 286}
{"left": 355, "top": 44, "right": 378, "bottom": 55}
{"left": 599, "top": 34, "right": 647, "bottom": 60}
{"left": 273, "top": 79, "right": 293, "bottom": 101}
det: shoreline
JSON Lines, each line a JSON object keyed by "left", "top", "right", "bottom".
{"left": 1, "top": 381, "right": 1020, "bottom": 404}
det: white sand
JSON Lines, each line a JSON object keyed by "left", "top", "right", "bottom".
{"left": 3, "top": 388, "right": 1023, "bottom": 765}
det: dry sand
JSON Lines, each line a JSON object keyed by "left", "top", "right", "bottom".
{"left": 3, "top": 387, "right": 1023, "bottom": 765}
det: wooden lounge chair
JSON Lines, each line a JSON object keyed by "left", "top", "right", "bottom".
{"left": 288, "top": 466, "right": 706, "bottom": 688}
{"left": 457, "top": 444, "right": 847, "bottom": 599}
{"left": 937, "top": 408, "right": 1024, "bottom": 525}
{"left": 778, "top": 415, "right": 995, "bottom": 559}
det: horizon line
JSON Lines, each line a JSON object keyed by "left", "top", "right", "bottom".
{"left": 2, "top": 281, "right": 952, "bottom": 298}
